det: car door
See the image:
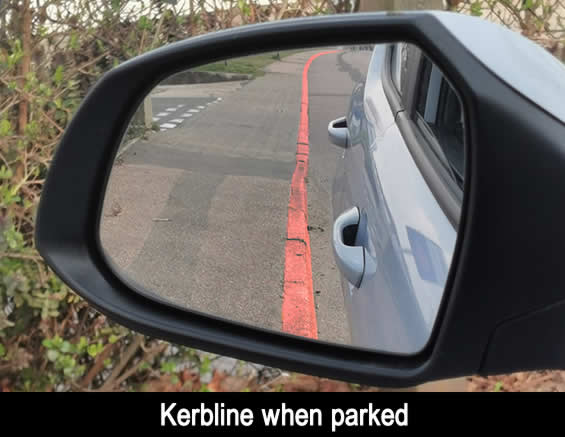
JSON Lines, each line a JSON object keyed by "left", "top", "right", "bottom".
{"left": 332, "top": 44, "right": 461, "bottom": 355}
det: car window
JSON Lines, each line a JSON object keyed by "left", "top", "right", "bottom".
{"left": 390, "top": 43, "right": 425, "bottom": 102}
{"left": 415, "top": 56, "right": 465, "bottom": 190}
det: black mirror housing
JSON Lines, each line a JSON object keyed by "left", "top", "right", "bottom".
{"left": 36, "top": 11, "right": 565, "bottom": 387}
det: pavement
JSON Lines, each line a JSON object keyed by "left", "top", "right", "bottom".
{"left": 100, "top": 49, "right": 372, "bottom": 346}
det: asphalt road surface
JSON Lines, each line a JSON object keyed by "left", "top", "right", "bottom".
{"left": 101, "top": 49, "right": 372, "bottom": 347}
{"left": 151, "top": 96, "right": 219, "bottom": 132}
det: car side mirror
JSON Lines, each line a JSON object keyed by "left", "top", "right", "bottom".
{"left": 36, "top": 11, "right": 565, "bottom": 387}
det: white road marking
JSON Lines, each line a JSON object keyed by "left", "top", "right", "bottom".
{"left": 188, "top": 109, "right": 199, "bottom": 113}
{"left": 216, "top": 97, "right": 223, "bottom": 101}
{"left": 166, "top": 107, "right": 177, "bottom": 112}
{"left": 160, "top": 123, "right": 176, "bottom": 129}
{"left": 160, "top": 128, "right": 168, "bottom": 132}
{"left": 177, "top": 104, "right": 185, "bottom": 108}
{"left": 152, "top": 117, "right": 160, "bottom": 122}
{"left": 170, "top": 119, "right": 184, "bottom": 123}
{"left": 157, "top": 112, "right": 168, "bottom": 116}
{"left": 182, "top": 113, "right": 193, "bottom": 117}
{"left": 197, "top": 105, "right": 205, "bottom": 109}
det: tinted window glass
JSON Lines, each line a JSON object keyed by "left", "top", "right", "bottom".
{"left": 416, "top": 57, "right": 465, "bottom": 189}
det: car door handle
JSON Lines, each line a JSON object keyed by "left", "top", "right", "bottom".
{"left": 328, "top": 116, "right": 348, "bottom": 148}
{"left": 332, "top": 207, "right": 365, "bottom": 288}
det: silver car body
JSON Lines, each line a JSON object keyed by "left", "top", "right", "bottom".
{"left": 332, "top": 12, "right": 565, "bottom": 355}
{"left": 332, "top": 44, "right": 456, "bottom": 354}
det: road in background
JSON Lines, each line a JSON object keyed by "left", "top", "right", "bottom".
{"left": 151, "top": 97, "right": 218, "bottom": 131}
{"left": 102, "top": 55, "right": 304, "bottom": 335}
{"left": 101, "top": 49, "right": 371, "bottom": 346}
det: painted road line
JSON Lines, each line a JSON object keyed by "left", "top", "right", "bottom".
{"left": 188, "top": 109, "right": 199, "bottom": 113}
{"left": 177, "top": 104, "right": 185, "bottom": 108}
{"left": 170, "top": 119, "right": 184, "bottom": 123}
{"left": 281, "top": 50, "right": 338, "bottom": 340}
{"left": 197, "top": 105, "right": 205, "bottom": 109}
{"left": 181, "top": 113, "right": 193, "bottom": 117}
{"left": 160, "top": 123, "right": 176, "bottom": 129}
{"left": 157, "top": 112, "right": 168, "bottom": 116}
{"left": 166, "top": 107, "right": 177, "bottom": 112}
{"left": 152, "top": 117, "right": 160, "bottom": 122}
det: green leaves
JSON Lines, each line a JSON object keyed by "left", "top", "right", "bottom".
{"left": 43, "top": 335, "right": 95, "bottom": 357}
{"left": 53, "top": 65, "right": 64, "bottom": 85}
{"left": 38, "top": 335, "right": 105, "bottom": 382}
{"left": 160, "top": 361, "right": 177, "bottom": 374}
{"left": 470, "top": 1, "right": 483, "bottom": 16}
{"left": 69, "top": 33, "right": 79, "bottom": 50}
{"left": 238, "top": 0, "right": 252, "bottom": 17}
{"left": 23, "top": 120, "right": 40, "bottom": 139}
{"left": 46, "top": 349, "right": 59, "bottom": 362}
{"left": 60, "top": 340, "right": 73, "bottom": 353}
{"left": 199, "top": 355, "right": 211, "bottom": 375}
{"left": 77, "top": 336, "right": 88, "bottom": 352}
{"left": 0, "top": 165, "right": 13, "bottom": 180}
{"left": 2, "top": 226, "right": 24, "bottom": 251}
{"left": 137, "top": 15, "right": 152, "bottom": 31}
{"left": 87, "top": 342, "right": 104, "bottom": 358}
{"left": 0, "top": 182, "right": 21, "bottom": 208}
{"left": 0, "top": 343, "right": 5, "bottom": 358}
{"left": 41, "top": 336, "right": 85, "bottom": 380}
{"left": 5, "top": 39, "right": 23, "bottom": 68}
{"left": 0, "top": 120, "right": 12, "bottom": 137}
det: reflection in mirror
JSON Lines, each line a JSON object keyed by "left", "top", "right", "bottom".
{"left": 100, "top": 43, "right": 465, "bottom": 355}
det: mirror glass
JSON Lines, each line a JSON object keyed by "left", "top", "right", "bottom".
{"left": 100, "top": 43, "right": 465, "bottom": 355}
